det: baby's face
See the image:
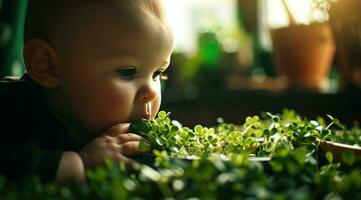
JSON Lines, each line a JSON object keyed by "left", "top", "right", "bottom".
{"left": 51, "top": 1, "right": 173, "bottom": 136}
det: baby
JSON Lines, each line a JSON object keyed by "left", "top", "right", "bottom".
{"left": 0, "top": 0, "right": 173, "bottom": 183}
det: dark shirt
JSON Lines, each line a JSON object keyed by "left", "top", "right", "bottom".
{"left": 0, "top": 74, "right": 81, "bottom": 182}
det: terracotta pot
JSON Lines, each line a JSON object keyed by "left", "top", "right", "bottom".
{"left": 318, "top": 139, "right": 361, "bottom": 163}
{"left": 271, "top": 23, "right": 336, "bottom": 92}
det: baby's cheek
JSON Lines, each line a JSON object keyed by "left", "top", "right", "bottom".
{"left": 98, "top": 87, "right": 132, "bottom": 121}
{"left": 108, "top": 91, "right": 132, "bottom": 112}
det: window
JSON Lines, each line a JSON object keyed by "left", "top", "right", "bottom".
{"left": 163, "top": 0, "right": 240, "bottom": 55}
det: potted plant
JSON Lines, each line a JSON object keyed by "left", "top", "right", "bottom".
{"left": 271, "top": 0, "right": 335, "bottom": 92}
{"left": 315, "top": 114, "right": 361, "bottom": 162}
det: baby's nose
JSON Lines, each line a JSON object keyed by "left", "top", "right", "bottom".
{"left": 136, "top": 81, "right": 158, "bottom": 103}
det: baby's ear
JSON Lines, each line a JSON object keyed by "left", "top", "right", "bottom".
{"left": 23, "top": 39, "right": 60, "bottom": 88}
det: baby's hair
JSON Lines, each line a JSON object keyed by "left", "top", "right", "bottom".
{"left": 24, "top": 0, "right": 165, "bottom": 43}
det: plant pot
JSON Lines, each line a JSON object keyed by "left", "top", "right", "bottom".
{"left": 271, "top": 23, "right": 336, "bottom": 92}
{"left": 329, "top": 0, "right": 361, "bottom": 91}
{"left": 318, "top": 139, "right": 361, "bottom": 163}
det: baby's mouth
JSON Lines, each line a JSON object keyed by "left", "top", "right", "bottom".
{"left": 130, "top": 103, "right": 152, "bottom": 121}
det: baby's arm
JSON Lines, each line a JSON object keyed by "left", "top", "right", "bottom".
{"left": 56, "top": 123, "right": 147, "bottom": 183}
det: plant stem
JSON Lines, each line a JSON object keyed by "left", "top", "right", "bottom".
{"left": 326, "top": 122, "right": 334, "bottom": 130}
{"left": 280, "top": 0, "right": 297, "bottom": 26}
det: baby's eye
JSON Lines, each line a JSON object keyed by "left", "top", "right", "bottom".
{"left": 116, "top": 68, "right": 137, "bottom": 79}
{"left": 153, "top": 70, "right": 168, "bottom": 81}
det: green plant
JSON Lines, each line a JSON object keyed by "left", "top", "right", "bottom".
{"left": 1, "top": 109, "right": 361, "bottom": 199}
{"left": 130, "top": 110, "right": 360, "bottom": 160}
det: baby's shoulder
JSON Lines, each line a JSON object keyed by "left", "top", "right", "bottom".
{"left": 0, "top": 74, "right": 43, "bottom": 113}
{"left": 0, "top": 75, "right": 29, "bottom": 100}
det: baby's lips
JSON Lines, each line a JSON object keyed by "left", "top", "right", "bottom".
{"left": 131, "top": 102, "right": 151, "bottom": 120}
{"left": 142, "top": 113, "right": 151, "bottom": 120}
{"left": 132, "top": 113, "right": 151, "bottom": 121}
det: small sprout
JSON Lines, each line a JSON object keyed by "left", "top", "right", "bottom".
{"left": 326, "top": 115, "right": 345, "bottom": 130}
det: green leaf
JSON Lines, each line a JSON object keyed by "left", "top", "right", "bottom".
{"left": 342, "top": 151, "right": 356, "bottom": 165}
{"left": 155, "top": 137, "right": 164, "bottom": 146}
{"left": 326, "top": 114, "right": 334, "bottom": 121}
{"left": 172, "top": 179, "right": 185, "bottom": 192}
{"left": 195, "top": 125, "right": 203, "bottom": 135}
{"left": 140, "top": 165, "right": 161, "bottom": 181}
{"left": 171, "top": 120, "right": 182, "bottom": 129}
{"left": 158, "top": 111, "right": 167, "bottom": 120}
{"left": 272, "top": 116, "right": 280, "bottom": 123}
{"left": 270, "top": 160, "right": 283, "bottom": 172}
{"left": 326, "top": 151, "right": 333, "bottom": 164}
{"left": 129, "top": 118, "right": 152, "bottom": 137}
{"left": 310, "top": 120, "right": 319, "bottom": 127}
{"left": 246, "top": 117, "right": 252, "bottom": 124}
{"left": 266, "top": 112, "right": 275, "bottom": 118}
{"left": 276, "top": 147, "right": 289, "bottom": 158}
{"left": 180, "top": 130, "right": 188, "bottom": 139}
{"left": 293, "top": 147, "right": 307, "bottom": 165}
{"left": 321, "top": 130, "right": 330, "bottom": 138}
{"left": 139, "top": 141, "right": 151, "bottom": 152}
{"left": 201, "top": 128, "right": 209, "bottom": 136}
{"left": 334, "top": 121, "right": 345, "bottom": 130}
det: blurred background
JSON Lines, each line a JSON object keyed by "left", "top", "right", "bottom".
{"left": 1, "top": 0, "right": 360, "bottom": 127}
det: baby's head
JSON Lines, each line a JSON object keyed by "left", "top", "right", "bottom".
{"left": 23, "top": 0, "right": 173, "bottom": 142}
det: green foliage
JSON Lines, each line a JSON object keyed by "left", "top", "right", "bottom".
{"left": 131, "top": 110, "right": 361, "bottom": 160}
{"left": 1, "top": 109, "right": 361, "bottom": 199}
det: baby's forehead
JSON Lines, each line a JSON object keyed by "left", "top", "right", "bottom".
{"left": 70, "top": 0, "right": 167, "bottom": 37}
{"left": 81, "top": 0, "right": 167, "bottom": 38}
{"left": 25, "top": 0, "right": 165, "bottom": 42}
{"left": 98, "top": 0, "right": 164, "bottom": 21}
{"left": 52, "top": 1, "right": 171, "bottom": 55}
